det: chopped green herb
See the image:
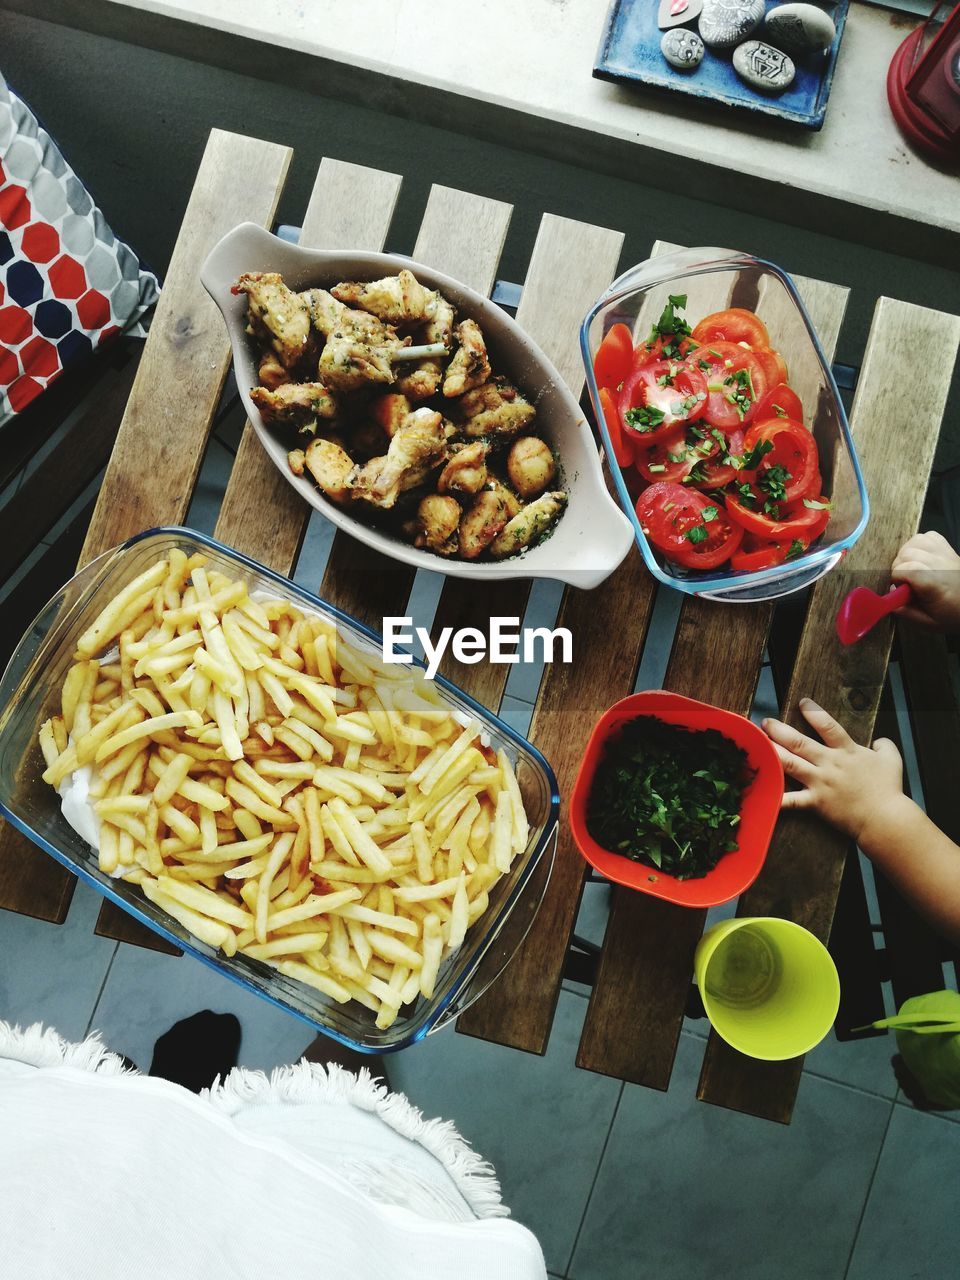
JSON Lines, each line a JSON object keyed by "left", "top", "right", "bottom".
{"left": 698, "top": 359, "right": 711, "bottom": 371}
{"left": 624, "top": 404, "right": 666, "bottom": 433}
{"left": 802, "top": 497, "right": 832, "bottom": 510}
{"left": 759, "top": 464, "right": 791, "bottom": 503}
{"left": 773, "top": 404, "right": 787, "bottom": 418}
{"left": 687, "top": 461, "right": 708, "bottom": 484}
{"left": 740, "top": 439, "right": 774, "bottom": 471}
{"left": 702, "top": 505, "right": 719, "bottom": 522}
{"left": 647, "top": 294, "right": 692, "bottom": 351}
{"left": 586, "top": 716, "right": 754, "bottom": 880}
{"left": 685, "top": 524, "right": 709, "bottom": 544}
{"left": 785, "top": 539, "right": 806, "bottom": 560}
{"left": 647, "top": 463, "right": 666, "bottom": 473}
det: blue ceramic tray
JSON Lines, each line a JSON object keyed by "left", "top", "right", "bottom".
{"left": 595, "top": 0, "right": 849, "bottom": 129}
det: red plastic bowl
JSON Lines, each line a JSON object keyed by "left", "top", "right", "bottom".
{"left": 570, "top": 691, "right": 784, "bottom": 909}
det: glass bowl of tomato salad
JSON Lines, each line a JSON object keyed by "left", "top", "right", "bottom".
{"left": 580, "top": 248, "right": 869, "bottom": 602}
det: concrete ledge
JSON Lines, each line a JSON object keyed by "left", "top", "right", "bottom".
{"left": 4, "top": 0, "right": 956, "bottom": 262}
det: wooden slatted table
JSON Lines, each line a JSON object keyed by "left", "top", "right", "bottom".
{"left": 2, "top": 129, "right": 959, "bottom": 1123}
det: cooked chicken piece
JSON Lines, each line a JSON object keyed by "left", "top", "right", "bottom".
{"left": 458, "top": 489, "right": 510, "bottom": 560}
{"left": 287, "top": 448, "right": 306, "bottom": 476}
{"left": 443, "top": 320, "right": 491, "bottom": 397}
{"left": 370, "top": 393, "right": 412, "bottom": 439}
{"left": 414, "top": 495, "right": 461, "bottom": 556}
{"left": 318, "top": 335, "right": 396, "bottom": 393}
{"left": 350, "top": 409, "right": 448, "bottom": 510}
{"left": 257, "top": 350, "right": 287, "bottom": 391}
{"left": 459, "top": 377, "right": 536, "bottom": 438}
{"left": 300, "top": 438, "right": 355, "bottom": 504}
{"left": 437, "top": 441, "right": 488, "bottom": 497}
{"left": 507, "top": 436, "right": 556, "bottom": 499}
{"left": 489, "top": 492, "right": 567, "bottom": 559}
{"left": 250, "top": 382, "right": 338, "bottom": 428}
{"left": 395, "top": 294, "right": 456, "bottom": 400}
{"left": 306, "top": 289, "right": 401, "bottom": 344}
{"left": 332, "top": 269, "right": 439, "bottom": 325}
{"left": 483, "top": 476, "right": 522, "bottom": 520}
{"left": 234, "top": 272, "right": 312, "bottom": 370}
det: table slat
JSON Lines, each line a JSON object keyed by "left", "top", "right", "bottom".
{"left": 96, "top": 157, "right": 400, "bottom": 948}
{"left": 578, "top": 263, "right": 849, "bottom": 1088}
{"left": 317, "top": 185, "right": 513, "bottom": 629}
{"left": 0, "top": 128, "right": 291, "bottom": 926}
{"left": 433, "top": 213, "right": 625, "bottom": 701}
{"left": 698, "top": 297, "right": 960, "bottom": 1122}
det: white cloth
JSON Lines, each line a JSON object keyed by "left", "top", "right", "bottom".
{"left": 0, "top": 1023, "right": 546, "bottom": 1280}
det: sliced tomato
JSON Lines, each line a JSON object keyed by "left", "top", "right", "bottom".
{"left": 743, "top": 418, "right": 819, "bottom": 505}
{"left": 594, "top": 323, "right": 634, "bottom": 392}
{"left": 632, "top": 424, "right": 721, "bottom": 484}
{"left": 632, "top": 430, "right": 693, "bottom": 484}
{"left": 754, "top": 382, "right": 803, "bottom": 424}
{"left": 692, "top": 308, "right": 770, "bottom": 349}
{"left": 598, "top": 386, "right": 633, "bottom": 468}
{"left": 726, "top": 487, "right": 831, "bottom": 540}
{"left": 632, "top": 333, "right": 698, "bottom": 367}
{"left": 696, "top": 341, "right": 768, "bottom": 430}
{"left": 619, "top": 359, "right": 708, "bottom": 445}
{"left": 751, "top": 347, "right": 789, "bottom": 388}
{"left": 636, "top": 482, "right": 743, "bottom": 570}
{"left": 730, "top": 535, "right": 811, "bottom": 573}
{"left": 697, "top": 426, "right": 744, "bottom": 488}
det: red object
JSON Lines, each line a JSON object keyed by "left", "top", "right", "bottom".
{"left": 593, "top": 323, "right": 634, "bottom": 392}
{"left": 743, "top": 418, "right": 820, "bottom": 503}
{"left": 19, "top": 336, "right": 59, "bottom": 379}
{"left": 836, "top": 583, "right": 912, "bottom": 645}
{"left": 726, "top": 489, "right": 830, "bottom": 540}
{"left": 0, "top": 305, "right": 32, "bottom": 344}
{"left": 619, "top": 358, "right": 707, "bottom": 443}
{"left": 20, "top": 224, "right": 60, "bottom": 264}
{"left": 569, "top": 691, "right": 785, "bottom": 909}
{"left": 598, "top": 385, "right": 633, "bottom": 467}
{"left": 697, "top": 341, "right": 768, "bottom": 429}
{"left": 754, "top": 382, "right": 803, "bottom": 423}
{"left": 0, "top": 185, "right": 31, "bottom": 231}
{"left": 48, "top": 255, "right": 87, "bottom": 300}
{"left": 636, "top": 480, "right": 743, "bottom": 569}
{"left": 692, "top": 307, "right": 770, "bottom": 349}
{"left": 6, "top": 375, "right": 44, "bottom": 413}
{"left": 77, "top": 289, "right": 111, "bottom": 330}
{"left": 887, "top": 3, "right": 960, "bottom": 164}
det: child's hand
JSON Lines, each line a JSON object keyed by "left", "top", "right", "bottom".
{"left": 892, "top": 531, "right": 960, "bottom": 633}
{"left": 762, "top": 698, "right": 906, "bottom": 843}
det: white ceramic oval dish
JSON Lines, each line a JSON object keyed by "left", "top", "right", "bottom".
{"left": 201, "top": 223, "right": 633, "bottom": 589}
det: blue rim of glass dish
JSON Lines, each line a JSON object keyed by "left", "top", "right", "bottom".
{"left": 579, "top": 253, "right": 871, "bottom": 599}
{"left": 0, "top": 525, "right": 561, "bottom": 1053}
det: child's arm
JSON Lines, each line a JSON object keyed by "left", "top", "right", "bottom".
{"left": 892, "top": 531, "right": 960, "bottom": 632}
{"left": 763, "top": 698, "right": 960, "bottom": 945}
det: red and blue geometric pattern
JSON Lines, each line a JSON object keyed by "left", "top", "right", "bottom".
{"left": 0, "top": 71, "right": 160, "bottom": 425}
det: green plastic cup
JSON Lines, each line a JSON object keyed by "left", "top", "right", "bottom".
{"left": 694, "top": 917, "right": 840, "bottom": 1060}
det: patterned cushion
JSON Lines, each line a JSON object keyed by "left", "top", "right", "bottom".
{"left": 0, "top": 71, "right": 160, "bottom": 425}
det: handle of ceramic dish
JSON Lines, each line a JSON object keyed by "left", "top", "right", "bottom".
{"left": 551, "top": 496, "right": 635, "bottom": 590}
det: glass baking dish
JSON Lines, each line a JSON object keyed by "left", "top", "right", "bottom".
{"left": 0, "top": 528, "right": 559, "bottom": 1053}
{"left": 580, "top": 248, "right": 870, "bottom": 603}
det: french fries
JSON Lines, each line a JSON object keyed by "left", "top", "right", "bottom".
{"left": 39, "top": 553, "right": 531, "bottom": 1029}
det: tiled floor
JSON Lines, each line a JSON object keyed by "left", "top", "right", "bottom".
{"left": 3, "top": 432, "right": 959, "bottom": 1279}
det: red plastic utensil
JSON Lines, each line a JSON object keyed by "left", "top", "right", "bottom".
{"left": 836, "top": 583, "right": 912, "bottom": 645}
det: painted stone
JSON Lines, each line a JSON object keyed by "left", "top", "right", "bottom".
{"left": 733, "top": 39, "right": 797, "bottom": 92}
{"left": 764, "top": 4, "right": 837, "bottom": 56}
{"left": 698, "top": 0, "right": 764, "bottom": 50}
{"left": 658, "top": 0, "right": 704, "bottom": 31}
{"left": 661, "top": 27, "right": 705, "bottom": 71}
